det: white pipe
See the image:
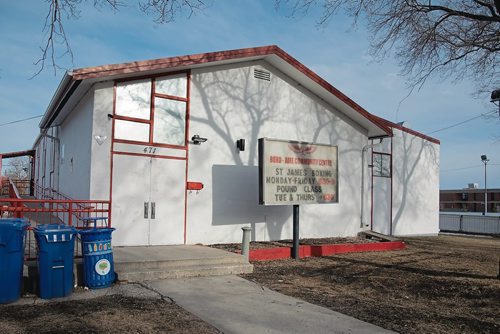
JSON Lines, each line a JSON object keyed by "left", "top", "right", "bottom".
{"left": 360, "top": 139, "right": 383, "bottom": 228}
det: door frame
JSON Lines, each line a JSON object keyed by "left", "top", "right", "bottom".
{"left": 108, "top": 70, "right": 191, "bottom": 244}
{"left": 370, "top": 139, "right": 393, "bottom": 236}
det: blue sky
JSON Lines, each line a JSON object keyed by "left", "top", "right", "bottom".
{"left": 0, "top": 0, "right": 498, "bottom": 189}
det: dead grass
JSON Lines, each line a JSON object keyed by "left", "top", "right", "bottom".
{"left": 243, "top": 235, "right": 500, "bottom": 333}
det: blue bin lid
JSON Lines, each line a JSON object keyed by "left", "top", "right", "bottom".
{"left": 78, "top": 227, "right": 115, "bottom": 235}
{"left": 34, "top": 224, "right": 76, "bottom": 234}
{"left": 34, "top": 224, "right": 77, "bottom": 243}
{"left": 0, "top": 218, "right": 30, "bottom": 230}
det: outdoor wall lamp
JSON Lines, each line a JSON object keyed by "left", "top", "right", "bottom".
{"left": 236, "top": 139, "right": 245, "bottom": 151}
{"left": 191, "top": 135, "right": 208, "bottom": 145}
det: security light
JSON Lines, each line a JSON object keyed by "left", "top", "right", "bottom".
{"left": 191, "top": 135, "right": 208, "bottom": 145}
{"left": 481, "top": 155, "right": 488, "bottom": 162}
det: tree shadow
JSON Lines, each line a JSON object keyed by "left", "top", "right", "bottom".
{"left": 392, "top": 129, "right": 440, "bottom": 234}
{"left": 190, "top": 60, "right": 365, "bottom": 240}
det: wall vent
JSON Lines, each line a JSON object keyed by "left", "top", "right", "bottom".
{"left": 254, "top": 68, "right": 271, "bottom": 81}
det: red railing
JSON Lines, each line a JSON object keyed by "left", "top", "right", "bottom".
{"left": 0, "top": 180, "right": 110, "bottom": 259}
{"left": 0, "top": 198, "right": 110, "bottom": 228}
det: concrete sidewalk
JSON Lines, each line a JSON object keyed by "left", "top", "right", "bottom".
{"left": 147, "top": 275, "right": 394, "bottom": 334}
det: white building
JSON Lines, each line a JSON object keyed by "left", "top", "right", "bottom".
{"left": 33, "top": 46, "right": 440, "bottom": 246}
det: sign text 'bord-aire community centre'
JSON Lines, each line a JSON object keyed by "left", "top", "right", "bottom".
{"left": 258, "top": 138, "right": 338, "bottom": 206}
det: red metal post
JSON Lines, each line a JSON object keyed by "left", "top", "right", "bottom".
{"left": 68, "top": 201, "right": 73, "bottom": 226}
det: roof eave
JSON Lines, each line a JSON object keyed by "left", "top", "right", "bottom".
{"left": 39, "top": 72, "right": 76, "bottom": 129}
{"left": 40, "top": 45, "right": 394, "bottom": 138}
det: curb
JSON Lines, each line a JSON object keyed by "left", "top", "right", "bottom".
{"left": 248, "top": 241, "right": 406, "bottom": 261}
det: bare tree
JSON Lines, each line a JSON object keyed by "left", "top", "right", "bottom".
{"left": 3, "top": 157, "right": 30, "bottom": 180}
{"left": 36, "top": 0, "right": 207, "bottom": 76}
{"left": 276, "top": 0, "right": 500, "bottom": 93}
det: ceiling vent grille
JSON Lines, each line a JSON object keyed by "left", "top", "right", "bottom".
{"left": 254, "top": 68, "right": 271, "bottom": 81}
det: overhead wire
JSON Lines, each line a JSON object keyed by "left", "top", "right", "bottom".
{"left": 426, "top": 110, "right": 496, "bottom": 134}
{"left": 442, "top": 163, "right": 500, "bottom": 172}
{"left": 0, "top": 115, "right": 43, "bottom": 127}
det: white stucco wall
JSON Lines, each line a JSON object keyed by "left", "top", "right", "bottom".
{"left": 186, "top": 61, "right": 368, "bottom": 244}
{"left": 391, "top": 128, "right": 440, "bottom": 235}
{"left": 56, "top": 88, "right": 94, "bottom": 199}
{"left": 33, "top": 127, "right": 59, "bottom": 193}
{"left": 89, "top": 81, "right": 114, "bottom": 200}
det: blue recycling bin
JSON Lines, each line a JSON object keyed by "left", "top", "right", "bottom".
{"left": 0, "top": 218, "right": 29, "bottom": 304}
{"left": 34, "top": 224, "right": 77, "bottom": 299}
{"left": 79, "top": 217, "right": 116, "bottom": 289}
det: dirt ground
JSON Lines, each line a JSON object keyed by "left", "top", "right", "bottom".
{"left": 1, "top": 235, "right": 498, "bottom": 333}
{"left": 0, "top": 295, "right": 219, "bottom": 334}
{"left": 242, "top": 235, "right": 500, "bottom": 333}
{"left": 210, "top": 236, "right": 376, "bottom": 252}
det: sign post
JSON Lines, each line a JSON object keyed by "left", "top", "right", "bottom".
{"left": 258, "top": 138, "right": 338, "bottom": 259}
{"left": 292, "top": 204, "right": 300, "bottom": 259}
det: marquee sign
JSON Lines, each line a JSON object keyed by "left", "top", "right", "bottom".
{"left": 258, "top": 138, "right": 338, "bottom": 206}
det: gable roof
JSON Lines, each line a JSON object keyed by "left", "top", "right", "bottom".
{"left": 38, "top": 45, "right": 435, "bottom": 143}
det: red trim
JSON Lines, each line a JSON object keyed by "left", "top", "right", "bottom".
{"left": 72, "top": 47, "right": 280, "bottom": 80}
{"left": 149, "top": 78, "right": 155, "bottom": 143}
{"left": 183, "top": 70, "right": 191, "bottom": 244}
{"left": 113, "top": 75, "right": 189, "bottom": 149}
{"left": 112, "top": 151, "right": 186, "bottom": 161}
{"left": 114, "top": 70, "right": 190, "bottom": 83}
{"left": 112, "top": 139, "right": 187, "bottom": 150}
{"left": 371, "top": 115, "right": 440, "bottom": 145}
{"left": 248, "top": 247, "right": 291, "bottom": 261}
{"left": 247, "top": 241, "right": 406, "bottom": 261}
{"left": 114, "top": 115, "right": 150, "bottom": 124}
{"left": 0, "top": 150, "right": 36, "bottom": 159}
{"left": 70, "top": 45, "right": 392, "bottom": 136}
{"left": 155, "top": 93, "right": 188, "bottom": 102}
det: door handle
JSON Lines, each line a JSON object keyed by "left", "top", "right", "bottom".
{"left": 144, "top": 202, "right": 149, "bottom": 219}
{"left": 151, "top": 202, "right": 156, "bottom": 219}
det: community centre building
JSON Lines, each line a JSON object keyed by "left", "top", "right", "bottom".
{"left": 31, "top": 45, "right": 440, "bottom": 246}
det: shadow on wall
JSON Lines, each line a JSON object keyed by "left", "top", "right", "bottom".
{"left": 192, "top": 62, "right": 364, "bottom": 239}
{"left": 191, "top": 62, "right": 361, "bottom": 167}
{"left": 212, "top": 164, "right": 291, "bottom": 241}
{"left": 392, "top": 132, "right": 439, "bottom": 233}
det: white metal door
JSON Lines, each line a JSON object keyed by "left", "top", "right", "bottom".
{"left": 111, "top": 154, "right": 151, "bottom": 246}
{"left": 149, "top": 158, "right": 185, "bottom": 245}
{"left": 372, "top": 177, "right": 392, "bottom": 235}
{"left": 112, "top": 154, "right": 186, "bottom": 245}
